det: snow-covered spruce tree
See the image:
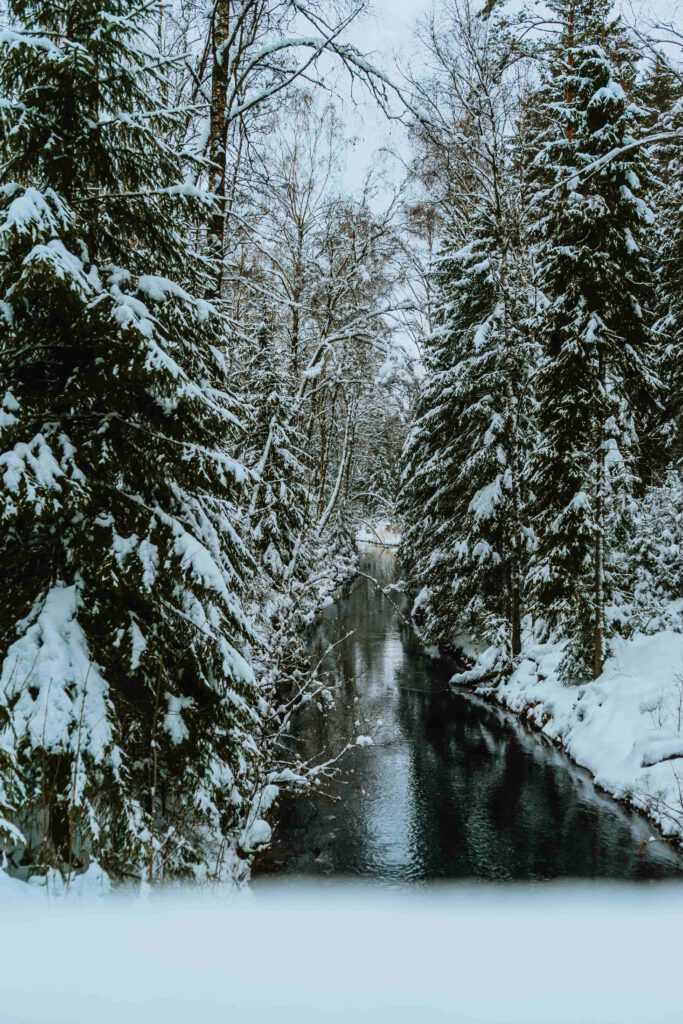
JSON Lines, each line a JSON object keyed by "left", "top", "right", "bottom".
{"left": 400, "top": 215, "right": 534, "bottom": 668}
{"left": 247, "top": 326, "right": 311, "bottom": 589}
{"left": 628, "top": 470, "right": 683, "bottom": 632}
{"left": 656, "top": 98, "right": 683, "bottom": 468}
{"left": 0, "top": 0, "right": 258, "bottom": 880}
{"left": 400, "top": 4, "right": 536, "bottom": 670}
{"left": 399, "top": 230, "right": 485, "bottom": 648}
{"left": 528, "top": 2, "right": 659, "bottom": 680}
{"left": 624, "top": 57, "right": 683, "bottom": 485}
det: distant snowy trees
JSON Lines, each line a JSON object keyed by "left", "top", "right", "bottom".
{"left": 400, "top": 0, "right": 683, "bottom": 683}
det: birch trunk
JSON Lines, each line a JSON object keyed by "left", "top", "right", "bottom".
{"left": 207, "top": 0, "right": 231, "bottom": 294}
{"left": 317, "top": 407, "right": 353, "bottom": 536}
{"left": 500, "top": 251, "right": 523, "bottom": 658}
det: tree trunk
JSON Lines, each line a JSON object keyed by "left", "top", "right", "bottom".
{"left": 593, "top": 351, "right": 606, "bottom": 679}
{"left": 290, "top": 220, "right": 305, "bottom": 375}
{"left": 565, "top": 0, "right": 575, "bottom": 143}
{"left": 500, "top": 251, "right": 523, "bottom": 658}
{"left": 318, "top": 405, "right": 353, "bottom": 536}
{"left": 207, "top": 0, "right": 231, "bottom": 295}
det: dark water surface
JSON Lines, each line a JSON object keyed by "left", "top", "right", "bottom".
{"left": 255, "top": 545, "right": 683, "bottom": 884}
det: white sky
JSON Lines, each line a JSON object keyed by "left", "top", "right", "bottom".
{"left": 336, "top": 0, "right": 683, "bottom": 194}
{"left": 339, "top": 0, "right": 432, "bottom": 194}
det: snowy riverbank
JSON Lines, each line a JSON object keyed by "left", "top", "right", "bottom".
{"left": 456, "top": 612, "right": 683, "bottom": 847}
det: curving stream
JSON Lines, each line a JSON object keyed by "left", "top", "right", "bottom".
{"left": 255, "top": 545, "right": 683, "bottom": 884}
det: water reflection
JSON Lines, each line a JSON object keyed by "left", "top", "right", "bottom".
{"left": 255, "top": 546, "right": 683, "bottom": 884}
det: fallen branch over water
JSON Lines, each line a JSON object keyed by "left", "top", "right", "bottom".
{"left": 355, "top": 571, "right": 411, "bottom": 625}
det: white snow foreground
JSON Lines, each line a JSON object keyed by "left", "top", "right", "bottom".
{"left": 457, "top": 614, "right": 683, "bottom": 844}
{"left": 0, "top": 884, "right": 682, "bottom": 1023}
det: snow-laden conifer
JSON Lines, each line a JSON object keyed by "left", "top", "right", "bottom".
{"left": 400, "top": 230, "right": 484, "bottom": 647}
{"left": 400, "top": 216, "right": 535, "bottom": 668}
{"left": 528, "top": 2, "right": 659, "bottom": 679}
{"left": 0, "top": 0, "right": 258, "bottom": 879}
{"left": 247, "top": 326, "right": 311, "bottom": 587}
{"left": 656, "top": 105, "right": 683, "bottom": 467}
{"left": 628, "top": 471, "right": 683, "bottom": 632}
{"left": 399, "top": 6, "right": 536, "bottom": 669}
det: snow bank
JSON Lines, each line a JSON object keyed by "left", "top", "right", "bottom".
{"left": 0, "top": 883, "right": 682, "bottom": 1023}
{"left": 0, "top": 866, "right": 42, "bottom": 904}
{"left": 462, "top": 626, "right": 683, "bottom": 844}
{"left": 0, "top": 861, "right": 114, "bottom": 904}
{"left": 356, "top": 519, "right": 401, "bottom": 547}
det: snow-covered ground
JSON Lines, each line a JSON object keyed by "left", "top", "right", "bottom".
{"left": 356, "top": 519, "right": 401, "bottom": 547}
{"left": 458, "top": 614, "right": 683, "bottom": 846}
{"left": 1, "top": 882, "right": 683, "bottom": 1023}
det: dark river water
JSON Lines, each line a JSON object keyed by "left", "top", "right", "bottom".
{"left": 255, "top": 545, "right": 683, "bottom": 884}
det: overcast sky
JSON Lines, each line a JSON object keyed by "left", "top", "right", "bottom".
{"left": 338, "top": 0, "right": 432, "bottom": 195}
{"left": 336, "top": 0, "right": 682, "bottom": 193}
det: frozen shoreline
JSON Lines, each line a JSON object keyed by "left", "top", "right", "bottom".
{"left": 453, "top": 615, "right": 683, "bottom": 848}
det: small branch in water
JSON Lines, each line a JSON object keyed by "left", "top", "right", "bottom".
{"left": 356, "top": 571, "right": 410, "bottom": 625}
{"left": 312, "top": 629, "right": 357, "bottom": 675}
